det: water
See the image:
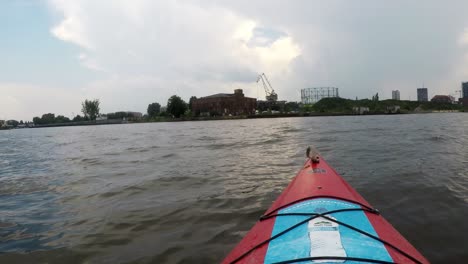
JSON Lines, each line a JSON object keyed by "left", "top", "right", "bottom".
{"left": 0, "top": 114, "right": 467, "bottom": 263}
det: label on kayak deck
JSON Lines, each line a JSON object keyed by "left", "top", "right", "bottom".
{"left": 308, "top": 216, "right": 346, "bottom": 262}
{"left": 309, "top": 168, "right": 326, "bottom": 174}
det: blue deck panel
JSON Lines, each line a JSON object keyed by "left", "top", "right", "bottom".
{"left": 264, "top": 198, "right": 393, "bottom": 264}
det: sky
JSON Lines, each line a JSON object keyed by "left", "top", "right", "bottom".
{"left": 1, "top": 0, "right": 468, "bottom": 121}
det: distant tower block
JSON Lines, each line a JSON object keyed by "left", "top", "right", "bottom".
{"left": 462, "top": 82, "right": 468, "bottom": 98}
{"left": 392, "top": 90, "right": 400, "bottom": 100}
{"left": 301, "top": 87, "right": 339, "bottom": 104}
{"left": 417, "top": 88, "right": 428, "bottom": 102}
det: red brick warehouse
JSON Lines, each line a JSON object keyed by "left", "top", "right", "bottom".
{"left": 191, "top": 89, "right": 257, "bottom": 116}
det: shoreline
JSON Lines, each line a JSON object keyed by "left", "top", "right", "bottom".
{"left": 6, "top": 110, "right": 460, "bottom": 129}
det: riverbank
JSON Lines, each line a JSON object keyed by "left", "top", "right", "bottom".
{"left": 15, "top": 110, "right": 462, "bottom": 129}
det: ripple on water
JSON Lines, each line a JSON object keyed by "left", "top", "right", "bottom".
{"left": 0, "top": 114, "right": 467, "bottom": 263}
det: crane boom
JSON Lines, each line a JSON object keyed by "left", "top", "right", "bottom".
{"left": 256, "top": 73, "right": 278, "bottom": 101}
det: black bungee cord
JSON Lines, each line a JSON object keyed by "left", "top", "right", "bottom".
{"left": 229, "top": 155, "right": 423, "bottom": 264}
{"left": 229, "top": 202, "right": 423, "bottom": 264}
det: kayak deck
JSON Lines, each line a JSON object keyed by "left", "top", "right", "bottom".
{"left": 223, "top": 157, "right": 428, "bottom": 264}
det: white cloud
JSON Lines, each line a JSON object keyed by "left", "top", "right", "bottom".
{"left": 0, "top": 83, "right": 81, "bottom": 121}
{"left": 5, "top": 0, "right": 468, "bottom": 120}
{"left": 78, "top": 53, "right": 106, "bottom": 72}
{"left": 459, "top": 28, "right": 468, "bottom": 45}
{"left": 50, "top": 1, "right": 93, "bottom": 50}
{"left": 46, "top": 0, "right": 301, "bottom": 108}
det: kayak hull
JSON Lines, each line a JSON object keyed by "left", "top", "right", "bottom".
{"left": 223, "top": 158, "right": 428, "bottom": 264}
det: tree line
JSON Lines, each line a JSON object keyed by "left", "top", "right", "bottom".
{"left": 146, "top": 95, "right": 195, "bottom": 119}
{"left": 31, "top": 95, "right": 195, "bottom": 125}
{"left": 32, "top": 99, "right": 101, "bottom": 125}
{"left": 311, "top": 97, "right": 463, "bottom": 113}
{"left": 17, "top": 92, "right": 467, "bottom": 127}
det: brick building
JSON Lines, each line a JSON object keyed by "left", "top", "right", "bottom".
{"left": 431, "top": 95, "right": 454, "bottom": 104}
{"left": 192, "top": 89, "right": 256, "bottom": 116}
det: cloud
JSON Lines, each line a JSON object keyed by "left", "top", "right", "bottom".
{"left": 459, "top": 28, "right": 468, "bottom": 45}
{"left": 0, "top": 83, "right": 81, "bottom": 121}
{"left": 210, "top": 1, "right": 468, "bottom": 99}
{"left": 50, "top": 1, "right": 93, "bottom": 50}
{"left": 46, "top": 0, "right": 301, "bottom": 105}
{"left": 5, "top": 0, "right": 468, "bottom": 120}
{"left": 78, "top": 53, "right": 106, "bottom": 72}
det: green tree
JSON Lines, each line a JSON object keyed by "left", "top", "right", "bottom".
{"left": 55, "top": 115, "right": 70, "bottom": 123}
{"left": 300, "top": 104, "right": 314, "bottom": 113}
{"left": 33, "top": 117, "right": 42, "bottom": 125}
{"left": 81, "top": 99, "right": 100, "bottom": 120}
{"left": 167, "top": 95, "right": 187, "bottom": 118}
{"left": 41, "top": 113, "right": 56, "bottom": 124}
{"left": 147, "top": 102, "right": 161, "bottom": 118}
{"left": 184, "top": 109, "right": 193, "bottom": 117}
{"left": 73, "top": 115, "right": 86, "bottom": 122}
{"left": 7, "top": 120, "right": 19, "bottom": 127}
{"left": 372, "top": 93, "right": 379, "bottom": 102}
{"left": 188, "top": 96, "right": 197, "bottom": 110}
{"left": 285, "top": 102, "right": 300, "bottom": 112}
{"left": 312, "top": 98, "right": 353, "bottom": 113}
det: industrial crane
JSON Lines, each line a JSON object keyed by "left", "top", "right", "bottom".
{"left": 257, "top": 73, "right": 278, "bottom": 102}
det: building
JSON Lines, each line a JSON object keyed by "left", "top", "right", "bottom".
{"left": 386, "top": 105, "right": 401, "bottom": 114}
{"left": 460, "top": 82, "right": 468, "bottom": 106}
{"left": 107, "top": 111, "right": 143, "bottom": 120}
{"left": 431, "top": 95, "right": 454, "bottom": 104}
{"left": 257, "top": 100, "right": 286, "bottom": 112}
{"left": 392, "top": 90, "right": 400, "bottom": 100}
{"left": 192, "top": 89, "right": 256, "bottom": 116}
{"left": 352, "top": 106, "right": 369, "bottom": 115}
{"left": 126, "top": 112, "right": 142, "bottom": 118}
{"left": 301, "top": 87, "right": 339, "bottom": 104}
{"left": 463, "top": 82, "right": 468, "bottom": 98}
{"left": 417, "top": 88, "right": 428, "bottom": 102}
{"left": 96, "top": 115, "right": 108, "bottom": 121}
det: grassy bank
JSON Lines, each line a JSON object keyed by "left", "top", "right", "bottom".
{"left": 311, "top": 97, "right": 465, "bottom": 114}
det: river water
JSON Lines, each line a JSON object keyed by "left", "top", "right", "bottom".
{"left": 0, "top": 114, "right": 467, "bottom": 263}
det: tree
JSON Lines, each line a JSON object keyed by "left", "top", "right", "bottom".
{"left": 312, "top": 98, "right": 353, "bottom": 113}
{"left": 31, "top": 113, "right": 72, "bottom": 125}
{"left": 81, "top": 99, "right": 100, "bottom": 120}
{"left": 55, "top": 115, "right": 70, "bottom": 123}
{"left": 372, "top": 93, "right": 379, "bottom": 102}
{"left": 167, "top": 95, "right": 187, "bottom": 118}
{"left": 147, "top": 102, "right": 161, "bottom": 118}
{"left": 285, "top": 102, "right": 300, "bottom": 112}
{"left": 188, "top": 96, "right": 197, "bottom": 110}
{"left": 7, "top": 120, "right": 19, "bottom": 127}
{"left": 41, "top": 113, "right": 56, "bottom": 124}
{"left": 33, "top": 117, "right": 42, "bottom": 125}
{"left": 73, "top": 115, "right": 86, "bottom": 122}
